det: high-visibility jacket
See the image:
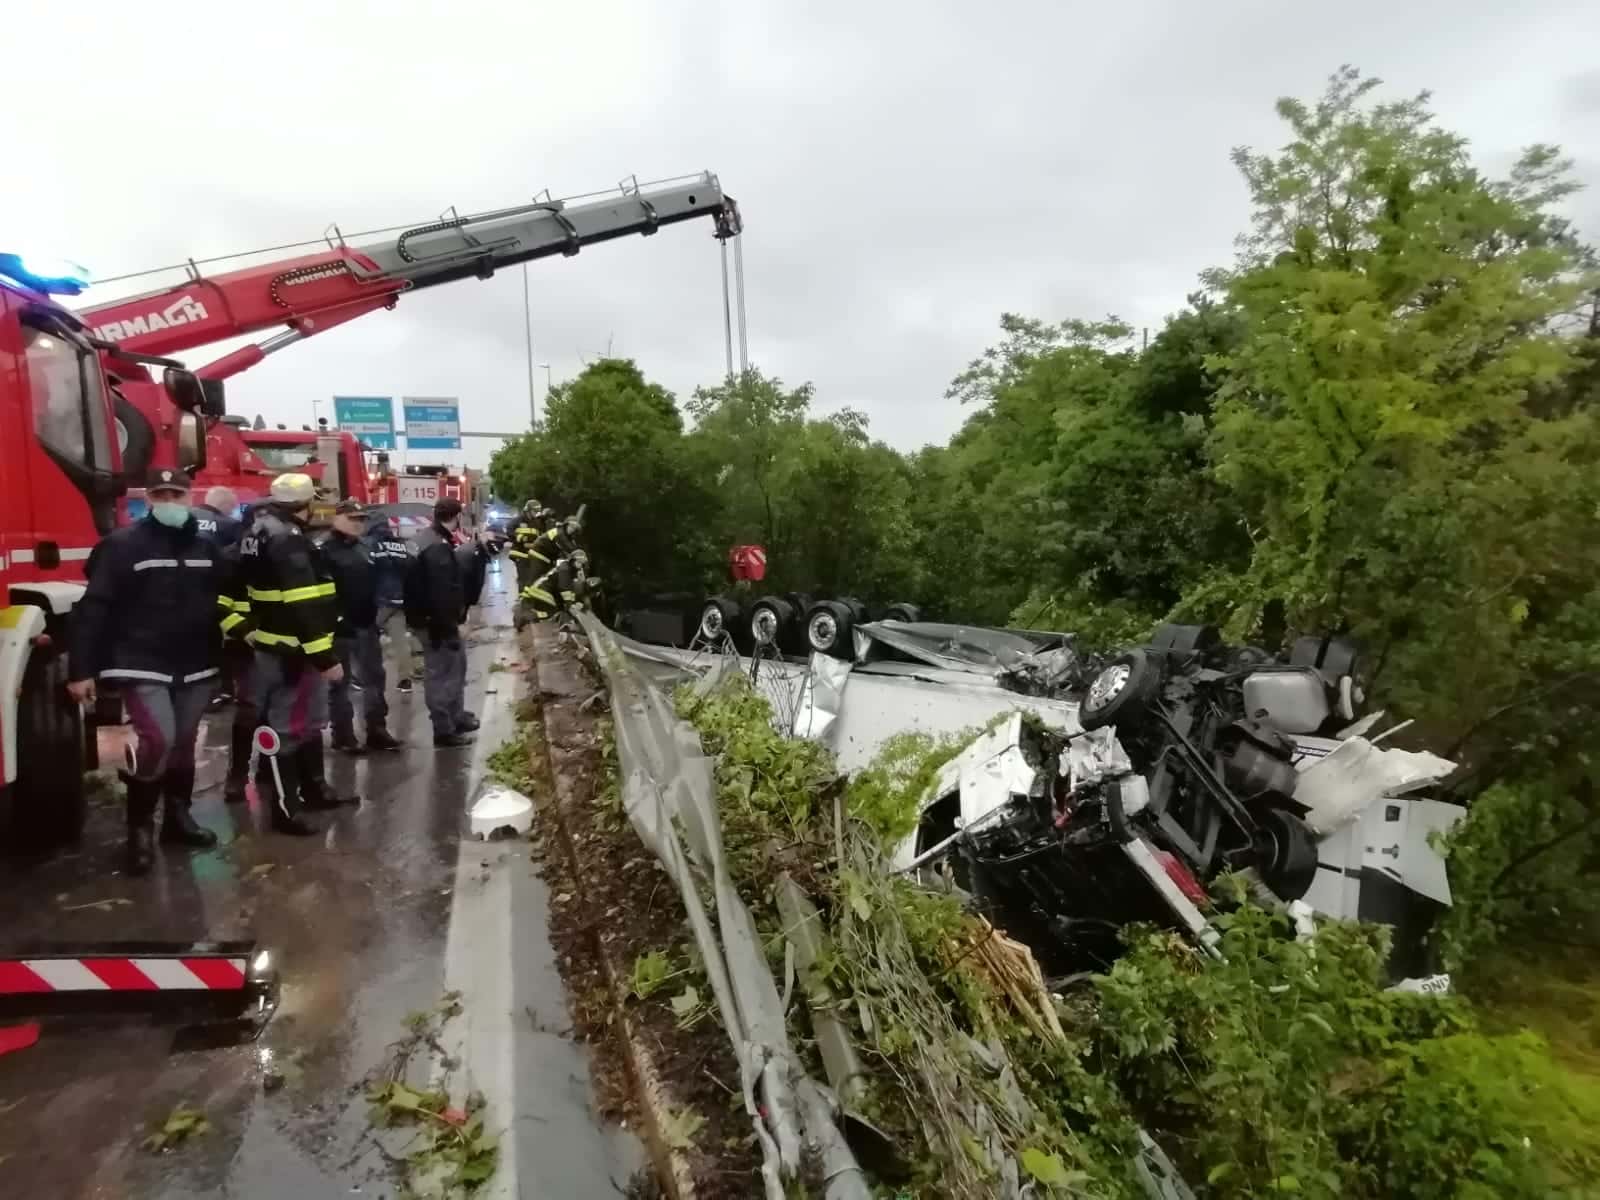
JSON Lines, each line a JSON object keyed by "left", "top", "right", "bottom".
{"left": 508, "top": 521, "right": 543, "bottom": 563}
{"left": 238, "top": 507, "right": 339, "bottom": 668}
{"left": 522, "top": 558, "right": 589, "bottom": 615}
{"left": 528, "top": 524, "right": 574, "bottom": 569}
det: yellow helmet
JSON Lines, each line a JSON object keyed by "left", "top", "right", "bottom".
{"left": 270, "top": 473, "right": 316, "bottom": 505}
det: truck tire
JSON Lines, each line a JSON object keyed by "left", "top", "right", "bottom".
{"left": 6, "top": 651, "right": 87, "bottom": 849}
{"left": 880, "top": 602, "right": 921, "bottom": 624}
{"left": 1257, "top": 806, "right": 1318, "bottom": 901}
{"left": 696, "top": 596, "right": 742, "bottom": 645}
{"left": 805, "top": 600, "right": 856, "bottom": 659}
{"left": 1078, "top": 649, "right": 1162, "bottom": 731}
{"left": 749, "top": 595, "right": 800, "bottom": 653}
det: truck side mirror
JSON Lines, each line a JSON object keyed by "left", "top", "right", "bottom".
{"left": 177, "top": 411, "right": 207, "bottom": 474}
{"left": 200, "top": 378, "right": 227, "bottom": 419}
{"left": 163, "top": 366, "right": 206, "bottom": 413}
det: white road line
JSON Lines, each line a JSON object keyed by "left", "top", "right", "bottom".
{"left": 435, "top": 585, "right": 522, "bottom": 1197}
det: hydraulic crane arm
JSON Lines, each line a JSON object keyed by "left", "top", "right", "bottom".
{"left": 79, "top": 173, "right": 741, "bottom": 371}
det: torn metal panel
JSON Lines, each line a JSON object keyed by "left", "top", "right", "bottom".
{"left": 850, "top": 620, "right": 1052, "bottom": 676}
{"left": 1295, "top": 736, "right": 1457, "bottom": 835}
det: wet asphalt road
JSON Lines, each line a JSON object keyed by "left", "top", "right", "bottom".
{"left": 0, "top": 564, "right": 644, "bottom": 1198}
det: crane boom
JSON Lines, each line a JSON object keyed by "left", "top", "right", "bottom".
{"left": 79, "top": 173, "right": 740, "bottom": 371}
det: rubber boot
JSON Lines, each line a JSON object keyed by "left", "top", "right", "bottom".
{"left": 365, "top": 722, "right": 403, "bottom": 752}
{"left": 223, "top": 721, "right": 253, "bottom": 804}
{"left": 330, "top": 720, "right": 365, "bottom": 756}
{"left": 123, "top": 774, "right": 159, "bottom": 875}
{"left": 265, "top": 748, "right": 317, "bottom": 837}
{"left": 160, "top": 767, "right": 218, "bottom": 848}
{"left": 299, "top": 741, "right": 356, "bottom": 811}
{"left": 455, "top": 712, "right": 481, "bottom": 733}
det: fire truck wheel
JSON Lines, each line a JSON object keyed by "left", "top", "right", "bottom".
{"left": 8, "top": 652, "right": 87, "bottom": 848}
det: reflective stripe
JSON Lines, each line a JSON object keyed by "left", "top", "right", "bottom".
{"left": 281, "top": 583, "right": 336, "bottom": 603}
{"left": 559, "top": 591, "right": 576, "bottom": 602}
{"left": 220, "top": 613, "right": 246, "bottom": 635}
{"left": 302, "top": 634, "right": 334, "bottom": 655}
{"left": 183, "top": 668, "right": 220, "bottom": 683}
{"left": 247, "top": 586, "right": 282, "bottom": 602}
{"left": 182, "top": 559, "right": 212, "bottom": 568}
{"left": 251, "top": 630, "right": 301, "bottom": 648}
{"left": 522, "top": 586, "right": 554, "bottom": 604}
{"left": 101, "top": 668, "right": 173, "bottom": 683}
{"left": 132, "top": 559, "right": 179, "bottom": 572}
{"left": 508, "top": 550, "right": 528, "bottom": 560}
{"left": 530, "top": 550, "right": 551, "bottom": 565}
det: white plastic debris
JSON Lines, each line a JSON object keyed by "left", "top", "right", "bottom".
{"left": 1389, "top": 973, "right": 1452, "bottom": 995}
{"left": 1063, "top": 725, "right": 1135, "bottom": 791}
{"left": 468, "top": 785, "right": 535, "bottom": 840}
{"left": 1295, "top": 737, "right": 1457, "bottom": 835}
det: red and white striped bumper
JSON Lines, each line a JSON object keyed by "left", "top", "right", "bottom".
{"left": 0, "top": 955, "right": 248, "bottom": 994}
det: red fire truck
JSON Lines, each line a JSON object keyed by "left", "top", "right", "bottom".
{"left": 0, "top": 254, "right": 208, "bottom": 845}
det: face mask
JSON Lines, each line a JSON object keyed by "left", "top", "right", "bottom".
{"left": 151, "top": 501, "right": 190, "bottom": 529}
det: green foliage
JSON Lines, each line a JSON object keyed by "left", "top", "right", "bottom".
{"left": 1093, "top": 905, "right": 1600, "bottom": 1197}
{"left": 841, "top": 730, "right": 970, "bottom": 845}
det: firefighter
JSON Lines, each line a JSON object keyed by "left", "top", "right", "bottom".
{"left": 508, "top": 499, "right": 546, "bottom": 630}
{"left": 67, "top": 468, "right": 223, "bottom": 874}
{"left": 321, "top": 500, "right": 403, "bottom": 753}
{"left": 525, "top": 548, "right": 597, "bottom": 622}
{"left": 240, "top": 473, "right": 347, "bottom": 834}
{"left": 366, "top": 512, "right": 418, "bottom": 694}
{"left": 518, "top": 510, "right": 579, "bottom": 613}
{"left": 405, "top": 498, "right": 487, "bottom": 748}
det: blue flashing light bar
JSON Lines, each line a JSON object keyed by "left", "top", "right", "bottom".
{"left": 0, "top": 252, "right": 91, "bottom": 296}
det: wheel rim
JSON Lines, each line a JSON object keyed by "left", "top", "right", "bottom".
{"left": 1086, "top": 663, "right": 1130, "bottom": 710}
{"left": 807, "top": 612, "right": 838, "bottom": 651}
{"left": 752, "top": 608, "right": 779, "bottom": 646}
{"left": 700, "top": 606, "right": 725, "bottom": 639}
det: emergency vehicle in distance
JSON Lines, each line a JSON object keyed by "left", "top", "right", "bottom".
{"left": 0, "top": 252, "right": 208, "bottom": 846}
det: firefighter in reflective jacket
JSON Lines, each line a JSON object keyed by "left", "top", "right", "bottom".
{"left": 525, "top": 549, "right": 595, "bottom": 621}
{"left": 508, "top": 499, "right": 546, "bottom": 629}
{"left": 239, "top": 473, "right": 346, "bottom": 835}
{"left": 519, "top": 512, "right": 579, "bottom": 613}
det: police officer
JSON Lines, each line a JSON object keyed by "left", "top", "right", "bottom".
{"left": 405, "top": 498, "right": 486, "bottom": 748}
{"left": 366, "top": 513, "right": 418, "bottom": 694}
{"left": 321, "top": 500, "right": 403, "bottom": 753}
{"left": 240, "top": 473, "right": 345, "bottom": 834}
{"left": 193, "top": 486, "right": 242, "bottom": 547}
{"left": 68, "top": 468, "right": 223, "bottom": 873}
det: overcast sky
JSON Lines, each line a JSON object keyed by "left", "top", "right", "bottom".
{"left": 5, "top": 2, "right": 1599, "bottom": 469}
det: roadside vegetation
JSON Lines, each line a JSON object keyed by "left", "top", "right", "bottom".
{"left": 669, "top": 678, "right": 1600, "bottom": 1197}
{"left": 497, "top": 63, "right": 1600, "bottom": 1189}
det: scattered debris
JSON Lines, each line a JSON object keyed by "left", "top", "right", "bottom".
{"left": 468, "top": 786, "right": 534, "bottom": 840}
{"left": 141, "top": 1103, "right": 209, "bottom": 1153}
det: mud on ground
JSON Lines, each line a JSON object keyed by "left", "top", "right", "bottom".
{"left": 525, "top": 626, "right": 762, "bottom": 1200}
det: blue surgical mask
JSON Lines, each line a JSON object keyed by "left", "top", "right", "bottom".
{"left": 151, "top": 501, "right": 191, "bottom": 529}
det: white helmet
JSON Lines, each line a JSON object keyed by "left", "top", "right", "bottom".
{"left": 270, "top": 473, "right": 316, "bottom": 505}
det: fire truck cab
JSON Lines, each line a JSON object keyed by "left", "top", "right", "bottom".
{"left": 0, "top": 254, "right": 207, "bottom": 846}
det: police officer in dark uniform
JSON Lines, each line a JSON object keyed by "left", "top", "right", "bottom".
{"left": 239, "top": 473, "right": 345, "bottom": 835}
{"left": 366, "top": 513, "right": 417, "bottom": 694}
{"left": 320, "top": 500, "right": 402, "bottom": 753}
{"left": 193, "top": 486, "right": 242, "bottom": 547}
{"left": 68, "top": 468, "right": 223, "bottom": 873}
{"left": 405, "top": 498, "right": 487, "bottom": 748}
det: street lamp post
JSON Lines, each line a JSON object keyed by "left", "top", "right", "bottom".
{"left": 522, "top": 263, "right": 537, "bottom": 430}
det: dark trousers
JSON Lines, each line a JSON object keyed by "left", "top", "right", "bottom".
{"left": 421, "top": 631, "right": 467, "bottom": 737}
{"left": 330, "top": 625, "right": 387, "bottom": 731}
{"left": 122, "top": 681, "right": 213, "bottom": 781}
{"left": 252, "top": 652, "right": 328, "bottom": 755}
